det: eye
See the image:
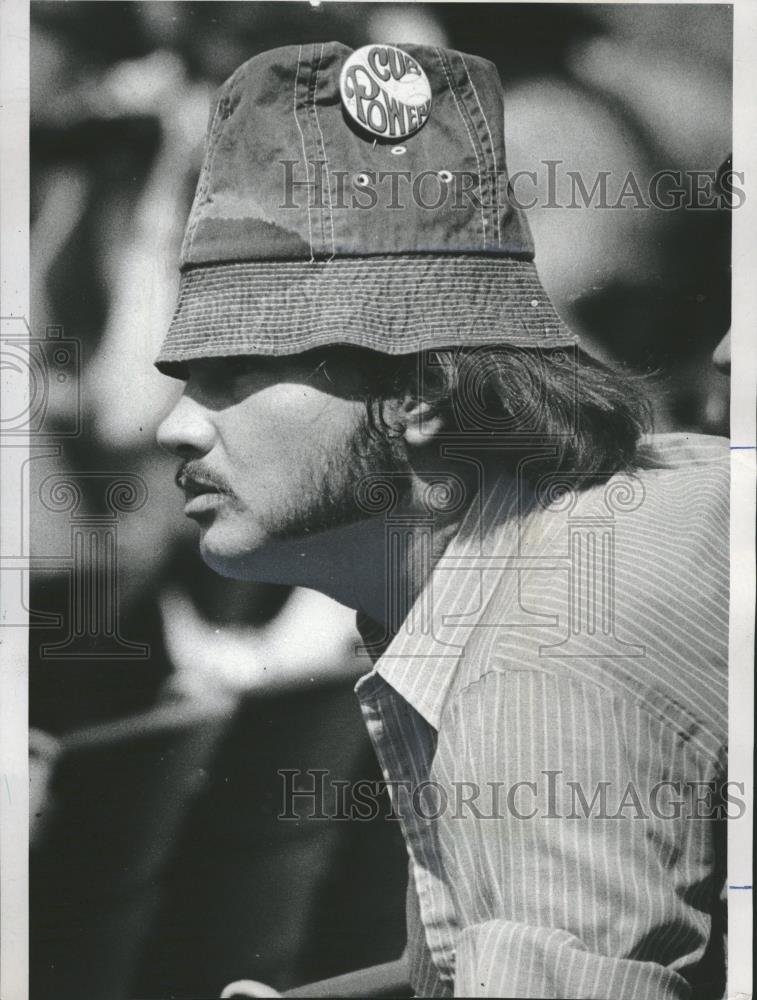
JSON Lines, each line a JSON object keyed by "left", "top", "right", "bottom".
{"left": 187, "top": 357, "right": 265, "bottom": 396}
{"left": 224, "top": 356, "right": 256, "bottom": 372}
{"left": 220, "top": 355, "right": 279, "bottom": 380}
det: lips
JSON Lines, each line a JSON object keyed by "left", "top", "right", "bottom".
{"left": 181, "top": 476, "right": 222, "bottom": 499}
{"left": 183, "top": 490, "right": 227, "bottom": 516}
{"left": 176, "top": 469, "right": 230, "bottom": 517}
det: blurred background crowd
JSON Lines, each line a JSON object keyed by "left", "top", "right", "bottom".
{"left": 27, "top": 3, "right": 732, "bottom": 999}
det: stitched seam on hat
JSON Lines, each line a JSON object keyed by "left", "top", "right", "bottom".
{"left": 434, "top": 48, "right": 487, "bottom": 251}
{"left": 183, "top": 95, "right": 227, "bottom": 261}
{"left": 312, "top": 42, "right": 336, "bottom": 261}
{"left": 176, "top": 259, "right": 539, "bottom": 282}
{"left": 441, "top": 49, "right": 493, "bottom": 249}
{"left": 182, "top": 59, "right": 252, "bottom": 261}
{"left": 169, "top": 272, "right": 568, "bottom": 313}
{"left": 305, "top": 43, "right": 329, "bottom": 258}
{"left": 460, "top": 55, "right": 501, "bottom": 249}
{"left": 171, "top": 258, "right": 554, "bottom": 285}
{"left": 180, "top": 256, "right": 546, "bottom": 275}
{"left": 293, "top": 45, "right": 316, "bottom": 262}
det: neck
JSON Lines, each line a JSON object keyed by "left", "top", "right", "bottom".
{"left": 232, "top": 506, "right": 465, "bottom": 636}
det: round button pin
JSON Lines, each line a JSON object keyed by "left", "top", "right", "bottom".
{"left": 340, "top": 44, "right": 432, "bottom": 141}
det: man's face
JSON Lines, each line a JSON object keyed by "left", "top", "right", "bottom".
{"left": 156, "top": 354, "right": 404, "bottom": 578}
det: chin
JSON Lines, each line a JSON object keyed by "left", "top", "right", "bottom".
{"left": 197, "top": 524, "right": 267, "bottom": 580}
{"left": 199, "top": 549, "right": 253, "bottom": 580}
{"left": 198, "top": 528, "right": 301, "bottom": 585}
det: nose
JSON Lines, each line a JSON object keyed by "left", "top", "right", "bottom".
{"left": 156, "top": 391, "right": 217, "bottom": 458}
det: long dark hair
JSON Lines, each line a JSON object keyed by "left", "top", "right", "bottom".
{"left": 348, "top": 344, "right": 651, "bottom": 483}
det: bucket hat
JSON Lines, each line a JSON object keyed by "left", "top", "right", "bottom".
{"left": 156, "top": 41, "right": 575, "bottom": 377}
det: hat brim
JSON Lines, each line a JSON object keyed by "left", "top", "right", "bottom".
{"left": 155, "top": 255, "right": 576, "bottom": 378}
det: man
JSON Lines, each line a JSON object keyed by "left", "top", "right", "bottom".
{"left": 156, "top": 42, "right": 728, "bottom": 999}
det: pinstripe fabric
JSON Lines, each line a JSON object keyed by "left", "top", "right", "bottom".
{"left": 355, "top": 434, "right": 728, "bottom": 999}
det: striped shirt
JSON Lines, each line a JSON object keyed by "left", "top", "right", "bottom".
{"left": 355, "top": 433, "right": 729, "bottom": 999}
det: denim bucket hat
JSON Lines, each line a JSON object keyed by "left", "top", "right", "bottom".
{"left": 155, "top": 41, "right": 575, "bottom": 377}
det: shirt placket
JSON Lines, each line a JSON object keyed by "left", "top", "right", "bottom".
{"left": 355, "top": 672, "right": 458, "bottom": 993}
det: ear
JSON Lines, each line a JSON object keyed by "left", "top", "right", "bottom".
{"left": 400, "top": 398, "right": 446, "bottom": 448}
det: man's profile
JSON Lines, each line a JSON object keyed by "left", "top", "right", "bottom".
{"left": 155, "top": 41, "right": 728, "bottom": 999}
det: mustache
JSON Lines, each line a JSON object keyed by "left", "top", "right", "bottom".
{"left": 175, "top": 460, "right": 234, "bottom": 496}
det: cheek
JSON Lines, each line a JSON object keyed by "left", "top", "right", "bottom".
{"left": 224, "top": 385, "right": 366, "bottom": 476}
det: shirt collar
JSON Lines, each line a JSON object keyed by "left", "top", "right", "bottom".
{"left": 356, "top": 471, "right": 519, "bottom": 730}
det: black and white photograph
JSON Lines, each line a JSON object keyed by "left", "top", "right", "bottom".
{"left": 0, "top": 2, "right": 754, "bottom": 999}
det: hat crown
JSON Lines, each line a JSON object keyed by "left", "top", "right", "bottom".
{"left": 156, "top": 41, "right": 575, "bottom": 378}
{"left": 180, "top": 41, "right": 534, "bottom": 267}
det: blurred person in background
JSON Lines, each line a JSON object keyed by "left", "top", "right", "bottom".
{"left": 156, "top": 39, "right": 729, "bottom": 999}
